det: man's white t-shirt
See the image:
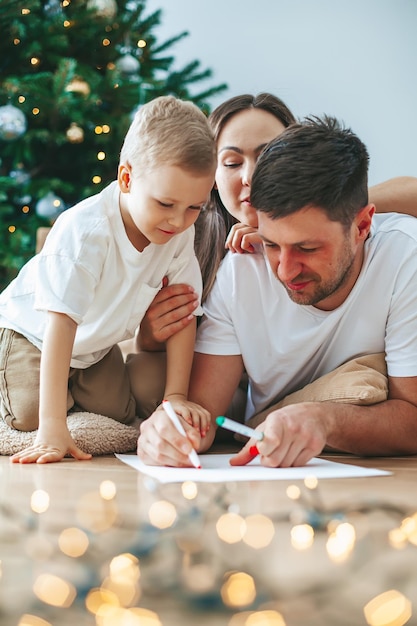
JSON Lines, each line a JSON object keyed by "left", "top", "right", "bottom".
{"left": 195, "top": 213, "right": 417, "bottom": 419}
{"left": 0, "top": 182, "right": 202, "bottom": 368}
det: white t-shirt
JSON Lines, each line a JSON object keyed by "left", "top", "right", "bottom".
{"left": 0, "top": 182, "right": 202, "bottom": 368}
{"left": 195, "top": 213, "right": 417, "bottom": 419}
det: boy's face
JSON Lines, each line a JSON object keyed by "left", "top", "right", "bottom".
{"left": 118, "top": 163, "right": 214, "bottom": 251}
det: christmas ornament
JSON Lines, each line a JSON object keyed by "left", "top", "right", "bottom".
{"left": 115, "top": 53, "right": 140, "bottom": 75}
{"left": 87, "top": 0, "right": 117, "bottom": 18}
{"left": 9, "top": 165, "right": 30, "bottom": 186}
{"left": 35, "top": 192, "right": 66, "bottom": 220}
{"left": 65, "top": 78, "right": 91, "bottom": 96}
{"left": 0, "top": 104, "right": 27, "bottom": 141}
{"left": 66, "top": 122, "right": 84, "bottom": 143}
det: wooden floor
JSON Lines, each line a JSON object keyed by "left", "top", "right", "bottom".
{"left": 2, "top": 452, "right": 417, "bottom": 626}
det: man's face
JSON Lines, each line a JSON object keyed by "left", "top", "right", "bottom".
{"left": 258, "top": 206, "right": 367, "bottom": 311}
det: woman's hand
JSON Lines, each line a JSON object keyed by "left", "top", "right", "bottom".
{"left": 138, "top": 279, "right": 200, "bottom": 351}
{"left": 225, "top": 222, "right": 262, "bottom": 254}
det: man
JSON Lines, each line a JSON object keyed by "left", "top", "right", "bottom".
{"left": 138, "top": 116, "right": 417, "bottom": 467}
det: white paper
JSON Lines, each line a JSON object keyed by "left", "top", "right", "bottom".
{"left": 115, "top": 453, "right": 391, "bottom": 484}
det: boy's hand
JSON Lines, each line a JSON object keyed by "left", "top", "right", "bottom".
{"left": 10, "top": 423, "right": 92, "bottom": 464}
{"left": 163, "top": 395, "right": 211, "bottom": 438}
{"left": 225, "top": 223, "right": 262, "bottom": 254}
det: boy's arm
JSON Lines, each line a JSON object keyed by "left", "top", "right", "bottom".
{"left": 371, "top": 176, "right": 417, "bottom": 216}
{"left": 164, "top": 319, "right": 197, "bottom": 401}
{"left": 11, "top": 311, "right": 91, "bottom": 464}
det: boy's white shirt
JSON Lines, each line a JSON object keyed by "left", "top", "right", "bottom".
{"left": 0, "top": 181, "right": 202, "bottom": 368}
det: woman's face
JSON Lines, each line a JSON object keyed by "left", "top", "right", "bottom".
{"left": 215, "top": 108, "right": 286, "bottom": 227}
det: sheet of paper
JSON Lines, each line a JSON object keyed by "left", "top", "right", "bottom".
{"left": 115, "top": 453, "right": 391, "bottom": 484}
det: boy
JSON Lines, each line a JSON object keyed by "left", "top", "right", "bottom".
{"left": 0, "top": 95, "right": 215, "bottom": 464}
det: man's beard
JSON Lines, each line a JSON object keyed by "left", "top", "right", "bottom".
{"left": 280, "top": 238, "right": 356, "bottom": 307}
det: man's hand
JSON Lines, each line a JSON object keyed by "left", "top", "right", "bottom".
{"left": 10, "top": 423, "right": 92, "bottom": 464}
{"left": 137, "top": 406, "right": 203, "bottom": 466}
{"left": 230, "top": 402, "right": 332, "bottom": 468}
{"left": 138, "top": 280, "right": 200, "bottom": 351}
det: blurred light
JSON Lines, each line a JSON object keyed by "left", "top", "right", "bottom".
{"left": 31, "top": 489, "right": 50, "bottom": 513}
{"left": 243, "top": 514, "right": 275, "bottom": 549}
{"left": 22, "top": 206, "right": 30, "bottom": 213}
{"left": 221, "top": 572, "right": 256, "bottom": 608}
{"left": 364, "top": 589, "right": 412, "bottom": 626}
{"left": 63, "top": 20, "right": 71, "bottom": 27}
{"left": 286, "top": 485, "right": 301, "bottom": 500}
{"left": 59, "top": 527, "right": 89, "bottom": 557}
{"left": 304, "top": 475, "right": 318, "bottom": 489}
{"left": 21, "top": 8, "right": 31, "bottom": 15}
{"left": 102, "top": 39, "right": 111, "bottom": 46}
{"left": 388, "top": 527, "right": 407, "bottom": 550}
{"left": 85, "top": 588, "right": 120, "bottom": 615}
{"left": 181, "top": 481, "right": 198, "bottom": 499}
{"left": 97, "top": 151, "right": 106, "bottom": 161}
{"left": 32, "top": 108, "right": 40, "bottom": 115}
{"left": 400, "top": 513, "right": 417, "bottom": 546}
{"left": 137, "top": 39, "right": 147, "bottom": 48}
{"left": 291, "top": 524, "right": 314, "bottom": 550}
{"left": 18, "top": 615, "right": 51, "bottom": 626}
{"left": 30, "top": 57, "right": 40, "bottom": 66}
{"left": 109, "top": 553, "right": 140, "bottom": 584}
{"left": 33, "top": 574, "right": 76, "bottom": 608}
{"left": 14, "top": 38, "right": 21, "bottom": 45}
{"left": 326, "top": 522, "right": 356, "bottom": 562}
{"left": 92, "top": 176, "right": 102, "bottom": 184}
{"left": 148, "top": 500, "right": 177, "bottom": 529}
{"left": 216, "top": 512, "right": 246, "bottom": 544}
{"left": 102, "top": 125, "right": 110, "bottom": 133}
{"left": 247, "top": 610, "right": 287, "bottom": 626}
{"left": 18, "top": 95, "right": 25, "bottom": 103}
{"left": 8, "top": 225, "right": 16, "bottom": 233}
{"left": 100, "top": 480, "right": 116, "bottom": 500}
{"left": 95, "top": 126, "right": 103, "bottom": 134}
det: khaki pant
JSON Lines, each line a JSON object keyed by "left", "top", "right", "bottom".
{"left": 0, "top": 328, "right": 137, "bottom": 432}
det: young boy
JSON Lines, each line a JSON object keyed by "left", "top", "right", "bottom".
{"left": 0, "top": 95, "right": 215, "bottom": 464}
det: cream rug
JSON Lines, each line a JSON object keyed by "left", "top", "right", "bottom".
{"left": 0, "top": 413, "right": 141, "bottom": 456}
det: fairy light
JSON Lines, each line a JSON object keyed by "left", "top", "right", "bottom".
{"left": 102, "top": 38, "right": 111, "bottom": 47}
{"left": 221, "top": 572, "right": 256, "bottom": 608}
{"left": 62, "top": 0, "right": 71, "bottom": 5}
{"left": 30, "top": 490, "right": 50, "bottom": 514}
{"left": 58, "top": 527, "right": 89, "bottom": 557}
{"left": 102, "top": 124, "right": 110, "bottom": 133}
{"left": 8, "top": 225, "right": 16, "bottom": 233}
{"left": 286, "top": 484, "right": 301, "bottom": 500}
{"left": 30, "top": 57, "right": 40, "bottom": 66}
{"left": 242, "top": 514, "right": 275, "bottom": 549}
{"left": 14, "top": 38, "right": 21, "bottom": 45}
{"left": 22, "top": 206, "right": 30, "bottom": 213}
{"left": 100, "top": 480, "right": 116, "bottom": 500}
{"left": 97, "top": 151, "right": 106, "bottom": 161}
{"left": 21, "top": 8, "right": 31, "bottom": 15}
{"left": 181, "top": 481, "right": 198, "bottom": 500}
{"left": 33, "top": 574, "right": 76, "bottom": 608}
{"left": 148, "top": 500, "right": 177, "bottom": 529}
{"left": 92, "top": 175, "right": 102, "bottom": 184}
{"left": 291, "top": 523, "right": 314, "bottom": 550}
{"left": 137, "top": 39, "right": 147, "bottom": 48}
{"left": 95, "top": 125, "right": 103, "bottom": 134}
{"left": 326, "top": 522, "right": 356, "bottom": 562}
{"left": 18, "top": 615, "right": 52, "bottom": 625}
{"left": 63, "top": 20, "right": 72, "bottom": 28}
{"left": 18, "top": 95, "right": 25, "bottom": 103}
{"left": 216, "top": 512, "right": 246, "bottom": 544}
{"left": 364, "top": 589, "right": 412, "bottom": 626}
{"left": 32, "top": 108, "right": 40, "bottom": 115}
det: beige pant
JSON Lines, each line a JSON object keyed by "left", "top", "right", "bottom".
{"left": 0, "top": 328, "right": 137, "bottom": 431}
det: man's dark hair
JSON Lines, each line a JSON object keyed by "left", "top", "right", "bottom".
{"left": 251, "top": 115, "right": 370, "bottom": 226}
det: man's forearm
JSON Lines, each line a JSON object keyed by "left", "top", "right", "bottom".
{"left": 325, "top": 399, "right": 417, "bottom": 456}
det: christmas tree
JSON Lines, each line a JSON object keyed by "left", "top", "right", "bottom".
{"left": 0, "top": 0, "right": 227, "bottom": 291}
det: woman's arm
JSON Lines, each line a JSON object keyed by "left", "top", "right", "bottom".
{"left": 370, "top": 176, "right": 417, "bottom": 216}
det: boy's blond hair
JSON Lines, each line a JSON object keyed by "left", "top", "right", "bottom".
{"left": 120, "top": 95, "right": 216, "bottom": 175}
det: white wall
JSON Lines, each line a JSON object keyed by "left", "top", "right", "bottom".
{"left": 144, "top": 0, "right": 417, "bottom": 186}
